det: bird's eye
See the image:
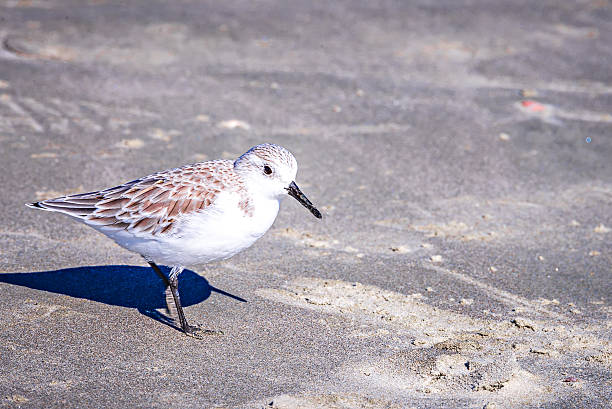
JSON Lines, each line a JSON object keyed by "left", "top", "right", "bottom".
{"left": 263, "top": 165, "right": 272, "bottom": 175}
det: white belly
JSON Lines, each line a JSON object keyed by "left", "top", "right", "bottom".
{"left": 108, "top": 191, "right": 281, "bottom": 267}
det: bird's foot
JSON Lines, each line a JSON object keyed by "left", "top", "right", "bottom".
{"left": 183, "top": 324, "right": 224, "bottom": 339}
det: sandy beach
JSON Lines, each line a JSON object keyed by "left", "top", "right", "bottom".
{"left": 0, "top": 1, "right": 610, "bottom": 407}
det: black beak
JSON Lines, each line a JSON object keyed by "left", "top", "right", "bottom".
{"left": 286, "top": 181, "right": 322, "bottom": 219}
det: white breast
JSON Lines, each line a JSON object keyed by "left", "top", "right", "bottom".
{"left": 152, "top": 189, "right": 280, "bottom": 266}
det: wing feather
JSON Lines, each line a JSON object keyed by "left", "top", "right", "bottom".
{"left": 28, "top": 160, "right": 243, "bottom": 236}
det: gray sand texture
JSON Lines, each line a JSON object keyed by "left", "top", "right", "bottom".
{"left": 0, "top": 1, "right": 611, "bottom": 408}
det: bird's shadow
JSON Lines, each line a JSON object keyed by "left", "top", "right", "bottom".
{"left": 0, "top": 265, "right": 246, "bottom": 332}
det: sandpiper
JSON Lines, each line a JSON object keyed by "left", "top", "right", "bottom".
{"left": 27, "top": 143, "right": 322, "bottom": 338}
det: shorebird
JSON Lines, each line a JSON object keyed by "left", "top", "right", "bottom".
{"left": 27, "top": 143, "right": 322, "bottom": 338}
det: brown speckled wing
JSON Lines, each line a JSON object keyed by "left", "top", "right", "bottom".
{"left": 33, "top": 160, "right": 243, "bottom": 236}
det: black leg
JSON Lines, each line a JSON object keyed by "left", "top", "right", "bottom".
{"left": 166, "top": 267, "right": 202, "bottom": 338}
{"left": 143, "top": 257, "right": 175, "bottom": 315}
{"left": 144, "top": 258, "right": 171, "bottom": 288}
{"left": 142, "top": 257, "right": 222, "bottom": 338}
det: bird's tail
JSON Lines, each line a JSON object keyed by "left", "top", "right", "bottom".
{"left": 25, "top": 193, "right": 102, "bottom": 218}
{"left": 26, "top": 201, "right": 46, "bottom": 210}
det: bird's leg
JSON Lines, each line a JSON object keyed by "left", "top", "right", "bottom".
{"left": 168, "top": 266, "right": 224, "bottom": 338}
{"left": 143, "top": 257, "right": 221, "bottom": 338}
{"left": 166, "top": 265, "right": 197, "bottom": 336}
{"left": 143, "top": 256, "right": 175, "bottom": 315}
{"left": 143, "top": 256, "right": 171, "bottom": 288}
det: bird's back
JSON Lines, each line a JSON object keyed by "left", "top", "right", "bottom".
{"left": 27, "top": 159, "right": 244, "bottom": 239}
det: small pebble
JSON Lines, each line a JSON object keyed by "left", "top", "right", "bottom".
{"left": 192, "top": 153, "right": 208, "bottom": 161}
{"left": 217, "top": 119, "right": 251, "bottom": 130}
{"left": 530, "top": 347, "right": 556, "bottom": 356}
{"left": 116, "top": 138, "right": 144, "bottom": 149}
{"left": 511, "top": 317, "right": 537, "bottom": 331}
{"left": 521, "top": 100, "right": 546, "bottom": 112}
{"left": 520, "top": 89, "right": 538, "bottom": 98}
{"left": 430, "top": 255, "right": 443, "bottom": 263}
